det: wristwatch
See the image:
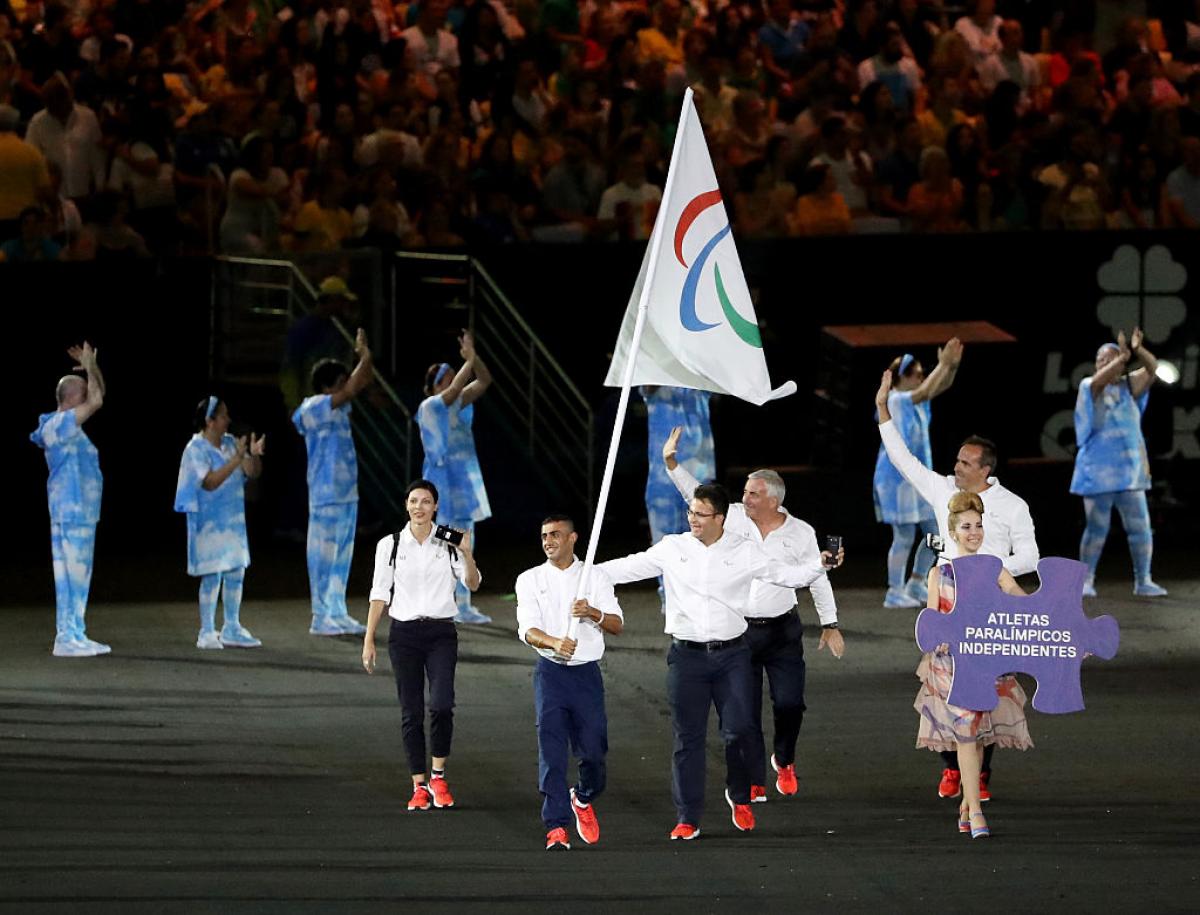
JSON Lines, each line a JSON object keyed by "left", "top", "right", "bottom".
{"left": 822, "top": 622, "right": 839, "bottom": 630}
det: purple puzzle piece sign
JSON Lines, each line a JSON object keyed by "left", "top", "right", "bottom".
{"left": 915, "top": 555, "right": 1120, "bottom": 714}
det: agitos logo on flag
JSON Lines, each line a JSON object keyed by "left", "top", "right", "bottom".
{"left": 675, "top": 190, "right": 762, "bottom": 347}
{"left": 605, "top": 88, "right": 794, "bottom": 405}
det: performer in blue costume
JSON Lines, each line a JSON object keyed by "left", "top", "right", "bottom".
{"left": 1071, "top": 327, "right": 1165, "bottom": 597}
{"left": 416, "top": 330, "right": 493, "bottom": 624}
{"left": 293, "top": 328, "right": 374, "bottom": 636}
{"left": 30, "top": 341, "right": 110, "bottom": 658}
{"left": 872, "top": 339, "right": 962, "bottom": 608}
{"left": 640, "top": 386, "right": 714, "bottom": 608}
{"left": 175, "top": 397, "right": 266, "bottom": 649}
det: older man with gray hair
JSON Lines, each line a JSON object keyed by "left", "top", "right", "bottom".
{"left": 663, "top": 427, "right": 845, "bottom": 803}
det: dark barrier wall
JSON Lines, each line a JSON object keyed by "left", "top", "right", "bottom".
{"left": 4, "top": 232, "right": 1198, "bottom": 604}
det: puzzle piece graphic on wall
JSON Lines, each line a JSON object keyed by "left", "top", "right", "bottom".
{"left": 915, "top": 555, "right": 1120, "bottom": 714}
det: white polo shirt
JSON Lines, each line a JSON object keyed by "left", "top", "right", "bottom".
{"left": 878, "top": 420, "right": 1040, "bottom": 575}
{"left": 668, "top": 465, "right": 838, "bottom": 625}
{"left": 515, "top": 557, "right": 622, "bottom": 665}
{"left": 369, "top": 524, "right": 478, "bottom": 621}
{"left": 599, "top": 532, "right": 826, "bottom": 643}
{"left": 25, "top": 104, "right": 105, "bottom": 199}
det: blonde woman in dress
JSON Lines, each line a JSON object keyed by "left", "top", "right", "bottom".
{"left": 914, "top": 491, "right": 1033, "bottom": 839}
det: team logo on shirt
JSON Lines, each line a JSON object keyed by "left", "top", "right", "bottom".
{"left": 674, "top": 190, "right": 762, "bottom": 348}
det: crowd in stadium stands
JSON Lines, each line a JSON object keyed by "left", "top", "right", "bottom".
{"left": 2, "top": 0, "right": 1200, "bottom": 260}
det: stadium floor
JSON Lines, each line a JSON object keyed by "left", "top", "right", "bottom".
{"left": 2, "top": 580, "right": 1197, "bottom": 913}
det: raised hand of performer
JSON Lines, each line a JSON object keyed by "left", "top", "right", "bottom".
{"left": 249, "top": 433, "right": 266, "bottom": 456}
{"left": 458, "top": 329, "right": 476, "bottom": 361}
{"left": 234, "top": 434, "right": 249, "bottom": 459}
{"left": 874, "top": 370, "right": 893, "bottom": 423}
{"left": 662, "top": 425, "right": 682, "bottom": 471}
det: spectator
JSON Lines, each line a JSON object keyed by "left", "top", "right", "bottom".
{"left": 692, "top": 51, "right": 737, "bottom": 134}
{"left": 721, "top": 90, "right": 770, "bottom": 169}
{"left": 857, "top": 22, "right": 921, "bottom": 114}
{"left": 0, "top": 102, "right": 49, "bottom": 234}
{"left": 22, "top": 2, "right": 80, "bottom": 85}
{"left": 954, "top": 0, "right": 1003, "bottom": 68}
{"left": 637, "top": 0, "right": 685, "bottom": 69}
{"left": 1177, "top": 72, "right": 1200, "bottom": 139}
{"left": 0, "top": 205, "right": 61, "bottom": 261}
{"left": 43, "top": 159, "right": 82, "bottom": 243}
{"left": 758, "top": 0, "right": 809, "bottom": 87}
{"left": 219, "top": 134, "right": 289, "bottom": 254}
{"left": 293, "top": 168, "right": 353, "bottom": 251}
{"left": 946, "top": 122, "right": 990, "bottom": 227}
{"left": 353, "top": 168, "right": 416, "bottom": 246}
{"left": 887, "top": 0, "right": 938, "bottom": 71}
{"left": 1038, "top": 127, "right": 1110, "bottom": 230}
{"left": 540, "top": 127, "right": 607, "bottom": 239}
{"left": 90, "top": 189, "right": 151, "bottom": 258}
{"left": 1116, "top": 148, "right": 1166, "bottom": 229}
{"left": 790, "top": 162, "right": 851, "bottom": 236}
{"left": 1164, "top": 136, "right": 1200, "bottom": 227}
{"left": 25, "top": 76, "right": 105, "bottom": 202}
{"left": 859, "top": 81, "right": 899, "bottom": 163}
{"left": 597, "top": 138, "right": 662, "bottom": 241}
{"left": 838, "top": 0, "right": 883, "bottom": 64}
{"left": 917, "top": 74, "right": 972, "bottom": 149}
{"left": 977, "top": 20, "right": 1041, "bottom": 111}
{"left": 876, "top": 115, "right": 923, "bottom": 220}
{"left": 734, "top": 159, "right": 790, "bottom": 238}
{"left": 403, "top": 0, "right": 460, "bottom": 78}
{"left": 814, "top": 115, "right": 872, "bottom": 217}
{"left": 907, "top": 146, "right": 966, "bottom": 233}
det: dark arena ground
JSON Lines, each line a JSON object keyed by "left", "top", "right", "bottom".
{"left": 2, "top": 553, "right": 1198, "bottom": 913}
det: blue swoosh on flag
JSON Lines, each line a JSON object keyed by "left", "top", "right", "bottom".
{"left": 679, "top": 223, "right": 731, "bottom": 332}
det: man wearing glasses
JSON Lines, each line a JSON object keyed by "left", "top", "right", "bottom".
{"left": 599, "top": 483, "right": 843, "bottom": 841}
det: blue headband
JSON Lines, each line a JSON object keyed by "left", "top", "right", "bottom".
{"left": 205, "top": 396, "right": 218, "bottom": 420}
{"left": 898, "top": 353, "right": 916, "bottom": 376}
{"left": 434, "top": 363, "right": 452, "bottom": 386}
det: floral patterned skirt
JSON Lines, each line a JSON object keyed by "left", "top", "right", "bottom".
{"left": 914, "top": 652, "right": 1034, "bottom": 752}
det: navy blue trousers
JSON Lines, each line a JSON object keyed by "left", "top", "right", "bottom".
{"left": 743, "top": 611, "right": 807, "bottom": 786}
{"left": 666, "top": 640, "right": 754, "bottom": 826}
{"left": 534, "top": 657, "right": 608, "bottom": 830}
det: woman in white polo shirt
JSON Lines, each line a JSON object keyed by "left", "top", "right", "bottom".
{"left": 362, "top": 479, "right": 481, "bottom": 812}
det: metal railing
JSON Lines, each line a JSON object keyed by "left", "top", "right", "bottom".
{"left": 211, "top": 255, "right": 416, "bottom": 527}
{"left": 393, "top": 252, "right": 595, "bottom": 515}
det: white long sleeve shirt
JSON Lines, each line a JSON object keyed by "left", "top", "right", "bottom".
{"left": 878, "top": 420, "right": 1039, "bottom": 575}
{"left": 515, "top": 557, "right": 623, "bottom": 665}
{"left": 369, "top": 525, "right": 479, "bottom": 621}
{"left": 599, "top": 532, "right": 827, "bottom": 643}
{"left": 668, "top": 465, "right": 838, "bottom": 625}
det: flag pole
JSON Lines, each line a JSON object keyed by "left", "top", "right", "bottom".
{"left": 567, "top": 88, "right": 697, "bottom": 640}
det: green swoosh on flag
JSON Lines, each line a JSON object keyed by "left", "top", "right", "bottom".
{"left": 714, "top": 263, "right": 762, "bottom": 348}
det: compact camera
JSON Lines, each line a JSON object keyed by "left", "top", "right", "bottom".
{"left": 925, "top": 533, "right": 946, "bottom": 554}
{"left": 434, "top": 524, "right": 465, "bottom": 547}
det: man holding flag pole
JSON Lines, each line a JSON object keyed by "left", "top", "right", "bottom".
{"left": 563, "top": 87, "right": 839, "bottom": 838}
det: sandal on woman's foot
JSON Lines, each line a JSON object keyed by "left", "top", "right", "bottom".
{"left": 970, "top": 811, "right": 990, "bottom": 839}
{"left": 957, "top": 806, "right": 970, "bottom": 834}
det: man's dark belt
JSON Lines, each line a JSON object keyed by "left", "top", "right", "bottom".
{"left": 745, "top": 608, "right": 798, "bottom": 626}
{"left": 673, "top": 635, "right": 746, "bottom": 652}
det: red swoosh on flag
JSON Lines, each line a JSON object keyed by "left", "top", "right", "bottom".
{"left": 674, "top": 190, "right": 723, "bottom": 267}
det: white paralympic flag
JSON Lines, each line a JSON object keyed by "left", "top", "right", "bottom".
{"left": 604, "top": 88, "right": 796, "bottom": 406}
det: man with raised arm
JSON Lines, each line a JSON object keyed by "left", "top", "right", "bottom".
{"left": 30, "top": 341, "right": 110, "bottom": 658}
{"left": 293, "top": 327, "right": 374, "bottom": 636}
{"left": 599, "top": 483, "right": 842, "bottom": 842}
{"left": 516, "top": 514, "right": 623, "bottom": 851}
{"left": 663, "top": 426, "right": 844, "bottom": 804}
{"left": 875, "top": 361, "right": 1040, "bottom": 803}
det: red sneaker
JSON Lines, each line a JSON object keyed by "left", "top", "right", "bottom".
{"left": 545, "top": 827, "right": 571, "bottom": 850}
{"left": 407, "top": 784, "right": 432, "bottom": 811}
{"left": 570, "top": 788, "right": 600, "bottom": 844}
{"left": 937, "top": 768, "right": 962, "bottom": 799}
{"left": 979, "top": 771, "right": 991, "bottom": 803}
{"left": 771, "top": 755, "right": 798, "bottom": 796}
{"left": 750, "top": 785, "right": 767, "bottom": 804}
{"left": 428, "top": 775, "right": 454, "bottom": 808}
{"left": 669, "top": 823, "right": 700, "bottom": 841}
{"left": 725, "top": 789, "right": 755, "bottom": 832}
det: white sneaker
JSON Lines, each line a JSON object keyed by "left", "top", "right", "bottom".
{"left": 1134, "top": 579, "right": 1168, "bottom": 598}
{"left": 220, "top": 625, "right": 262, "bottom": 648}
{"left": 333, "top": 615, "right": 367, "bottom": 635}
{"left": 84, "top": 638, "right": 112, "bottom": 655}
{"left": 1082, "top": 577, "right": 1097, "bottom": 598}
{"left": 883, "top": 587, "right": 921, "bottom": 609}
{"left": 454, "top": 606, "right": 492, "bottom": 624}
{"left": 52, "top": 638, "right": 98, "bottom": 658}
{"left": 309, "top": 616, "right": 344, "bottom": 636}
{"left": 196, "top": 630, "right": 224, "bottom": 650}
